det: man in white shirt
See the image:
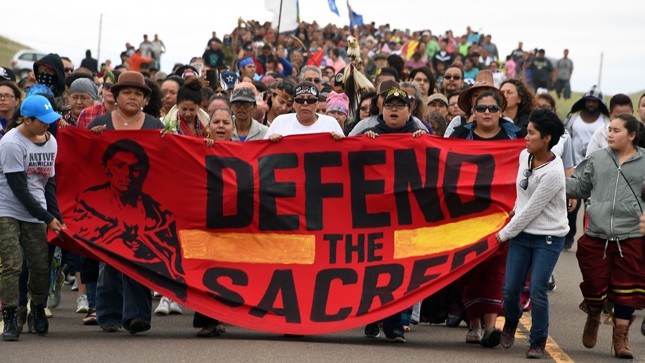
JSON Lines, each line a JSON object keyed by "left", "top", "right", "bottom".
{"left": 264, "top": 81, "right": 344, "bottom": 141}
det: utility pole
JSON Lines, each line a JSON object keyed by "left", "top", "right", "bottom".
{"left": 97, "top": 13, "right": 103, "bottom": 66}
{"left": 597, "top": 52, "right": 603, "bottom": 89}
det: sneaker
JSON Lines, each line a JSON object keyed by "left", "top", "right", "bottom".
{"left": 83, "top": 308, "right": 98, "bottom": 326}
{"left": 384, "top": 328, "right": 406, "bottom": 343}
{"left": 446, "top": 314, "right": 463, "bottom": 327}
{"left": 154, "top": 297, "right": 171, "bottom": 315}
{"left": 101, "top": 325, "right": 120, "bottom": 333}
{"left": 466, "top": 327, "right": 482, "bottom": 344}
{"left": 153, "top": 291, "right": 162, "bottom": 298}
{"left": 548, "top": 274, "right": 556, "bottom": 291}
{"left": 64, "top": 273, "right": 75, "bottom": 285}
{"left": 123, "top": 318, "right": 150, "bottom": 335}
{"left": 520, "top": 293, "right": 532, "bottom": 312}
{"left": 480, "top": 327, "right": 502, "bottom": 348}
{"left": 197, "top": 324, "right": 220, "bottom": 338}
{"left": 71, "top": 279, "right": 79, "bottom": 292}
{"left": 364, "top": 323, "right": 380, "bottom": 338}
{"left": 76, "top": 294, "right": 89, "bottom": 313}
{"left": 501, "top": 320, "right": 518, "bottom": 349}
{"left": 47, "top": 273, "right": 64, "bottom": 309}
{"left": 526, "top": 341, "right": 546, "bottom": 359}
{"left": 168, "top": 299, "right": 183, "bottom": 314}
{"left": 44, "top": 307, "right": 53, "bottom": 318}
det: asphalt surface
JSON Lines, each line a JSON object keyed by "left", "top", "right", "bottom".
{"left": 2, "top": 221, "right": 644, "bottom": 362}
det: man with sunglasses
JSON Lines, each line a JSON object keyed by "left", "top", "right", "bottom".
{"left": 76, "top": 78, "right": 116, "bottom": 129}
{"left": 264, "top": 81, "right": 344, "bottom": 142}
{"left": 442, "top": 65, "right": 464, "bottom": 97}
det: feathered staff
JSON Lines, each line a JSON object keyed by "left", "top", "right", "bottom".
{"left": 342, "top": 36, "right": 375, "bottom": 120}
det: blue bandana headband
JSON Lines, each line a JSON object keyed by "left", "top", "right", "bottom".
{"left": 239, "top": 58, "right": 254, "bottom": 67}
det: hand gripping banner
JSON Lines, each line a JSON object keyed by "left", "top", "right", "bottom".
{"left": 54, "top": 127, "right": 524, "bottom": 334}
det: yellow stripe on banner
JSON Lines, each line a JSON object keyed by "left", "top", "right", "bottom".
{"left": 519, "top": 315, "right": 575, "bottom": 363}
{"left": 179, "top": 230, "right": 315, "bottom": 264}
{"left": 394, "top": 212, "right": 508, "bottom": 259}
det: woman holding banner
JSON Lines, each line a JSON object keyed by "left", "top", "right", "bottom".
{"left": 87, "top": 71, "right": 166, "bottom": 335}
{"left": 191, "top": 107, "right": 236, "bottom": 337}
{"left": 450, "top": 88, "right": 525, "bottom": 348}
{"left": 495, "top": 109, "right": 568, "bottom": 359}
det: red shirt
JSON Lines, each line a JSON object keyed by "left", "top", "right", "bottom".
{"left": 77, "top": 103, "right": 107, "bottom": 129}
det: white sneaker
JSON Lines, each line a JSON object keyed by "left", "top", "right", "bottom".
{"left": 76, "top": 294, "right": 89, "bottom": 313}
{"left": 44, "top": 307, "right": 53, "bottom": 318}
{"left": 153, "top": 291, "right": 162, "bottom": 298}
{"left": 168, "top": 299, "right": 183, "bottom": 314}
{"left": 155, "top": 297, "right": 171, "bottom": 315}
{"left": 71, "top": 278, "right": 79, "bottom": 292}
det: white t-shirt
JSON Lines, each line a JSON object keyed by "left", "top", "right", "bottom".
{"left": 569, "top": 113, "right": 608, "bottom": 166}
{"left": 264, "top": 113, "right": 344, "bottom": 139}
{"left": 585, "top": 126, "right": 608, "bottom": 158}
{"left": 551, "top": 132, "right": 574, "bottom": 169}
{"left": 0, "top": 128, "right": 57, "bottom": 223}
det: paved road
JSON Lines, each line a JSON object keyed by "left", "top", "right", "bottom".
{"left": 2, "top": 245, "right": 643, "bottom": 363}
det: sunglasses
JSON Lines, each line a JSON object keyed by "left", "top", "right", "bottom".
{"left": 64, "top": 67, "right": 74, "bottom": 73}
{"left": 305, "top": 78, "right": 322, "bottom": 84}
{"left": 474, "top": 105, "right": 501, "bottom": 113}
{"left": 444, "top": 75, "right": 462, "bottom": 81}
{"left": 519, "top": 168, "right": 532, "bottom": 190}
{"left": 294, "top": 98, "right": 317, "bottom": 104}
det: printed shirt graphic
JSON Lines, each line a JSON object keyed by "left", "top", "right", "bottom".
{"left": 0, "top": 128, "right": 57, "bottom": 222}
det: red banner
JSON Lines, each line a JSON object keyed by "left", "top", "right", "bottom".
{"left": 55, "top": 127, "right": 523, "bottom": 334}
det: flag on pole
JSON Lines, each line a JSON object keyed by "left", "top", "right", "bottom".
{"left": 328, "top": 0, "right": 340, "bottom": 16}
{"left": 347, "top": 3, "right": 364, "bottom": 28}
{"left": 265, "top": 0, "right": 299, "bottom": 33}
{"left": 306, "top": 48, "right": 325, "bottom": 66}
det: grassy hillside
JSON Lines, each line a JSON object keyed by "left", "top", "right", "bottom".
{"left": 0, "top": 34, "right": 32, "bottom": 68}
{"left": 553, "top": 91, "right": 643, "bottom": 120}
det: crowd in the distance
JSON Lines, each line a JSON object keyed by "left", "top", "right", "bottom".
{"left": 0, "top": 17, "right": 643, "bottom": 361}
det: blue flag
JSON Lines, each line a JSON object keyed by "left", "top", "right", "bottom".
{"left": 348, "top": 4, "right": 363, "bottom": 28}
{"left": 328, "top": 0, "right": 340, "bottom": 16}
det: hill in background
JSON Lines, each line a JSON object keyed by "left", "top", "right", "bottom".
{"left": 0, "top": 34, "right": 641, "bottom": 120}
{"left": 0, "top": 34, "right": 31, "bottom": 68}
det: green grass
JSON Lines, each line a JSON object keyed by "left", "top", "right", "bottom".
{"left": 552, "top": 91, "right": 643, "bottom": 121}
{"left": 0, "top": 34, "right": 32, "bottom": 69}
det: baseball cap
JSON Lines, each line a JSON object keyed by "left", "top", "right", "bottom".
{"left": 20, "top": 95, "right": 62, "bottom": 124}
{"left": 231, "top": 87, "right": 256, "bottom": 103}
{"left": 383, "top": 87, "right": 410, "bottom": 106}
{"left": 0, "top": 67, "right": 16, "bottom": 82}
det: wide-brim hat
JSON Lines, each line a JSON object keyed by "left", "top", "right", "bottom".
{"left": 458, "top": 70, "right": 506, "bottom": 114}
{"left": 110, "top": 71, "right": 151, "bottom": 97}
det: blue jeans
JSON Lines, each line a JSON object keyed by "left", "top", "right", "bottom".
{"left": 96, "top": 263, "right": 152, "bottom": 328}
{"left": 503, "top": 232, "right": 564, "bottom": 344}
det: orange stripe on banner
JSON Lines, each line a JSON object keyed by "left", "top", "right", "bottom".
{"left": 179, "top": 230, "right": 315, "bottom": 264}
{"left": 394, "top": 212, "right": 508, "bottom": 259}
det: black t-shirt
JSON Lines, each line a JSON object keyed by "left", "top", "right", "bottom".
{"left": 472, "top": 129, "right": 511, "bottom": 140}
{"left": 88, "top": 112, "right": 164, "bottom": 130}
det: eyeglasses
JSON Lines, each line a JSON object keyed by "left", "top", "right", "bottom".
{"left": 519, "top": 168, "right": 532, "bottom": 190}
{"left": 294, "top": 98, "right": 317, "bottom": 105}
{"left": 360, "top": 106, "right": 370, "bottom": 111}
{"left": 474, "top": 105, "right": 501, "bottom": 113}
{"left": 64, "top": 67, "right": 74, "bottom": 73}
{"left": 70, "top": 94, "right": 93, "bottom": 103}
{"left": 232, "top": 102, "right": 254, "bottom": 108}
{"left": 383, "top": 103, "right": 408, "bottom": 110}
{"left": 444, "top": 75, "right": 462, "bottom": 81}
{"left": 448, "top": 102, "right": 458, "bottom": 107}
{"left": 102, "top": 83, "right": 113, "bottom": 90}
{"left": 305, "top": 78, "right": 322, "bottom": 84}
{"left": 0, "top": 93, "right": 16, "bottom": 100}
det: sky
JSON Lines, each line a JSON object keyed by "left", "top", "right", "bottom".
{"left": 3, "top": 0, "right": 645, "bottom": 95}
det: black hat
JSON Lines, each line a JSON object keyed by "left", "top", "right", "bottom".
{"left": 0, "top": 67, "right": 16, "bottom": 82}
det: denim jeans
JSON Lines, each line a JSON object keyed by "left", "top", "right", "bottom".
{"left": 96, "top": 263, "right": 152, "bottom": 328}
{"left": 503, "top": 232, "right": 564, "bottom": 344}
